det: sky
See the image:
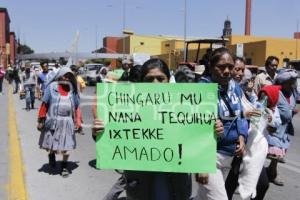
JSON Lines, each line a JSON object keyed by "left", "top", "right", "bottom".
{"left": 1, "top": 0, "right": 300, "bottom": 53}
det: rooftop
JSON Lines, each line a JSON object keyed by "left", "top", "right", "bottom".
{"left": 0, "top": 7, "right": 11, "bottom": 23}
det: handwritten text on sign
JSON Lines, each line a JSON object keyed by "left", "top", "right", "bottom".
{"left": 96, "top": 83, "right": 217, "bottom": 173}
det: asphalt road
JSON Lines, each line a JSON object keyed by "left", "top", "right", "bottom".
{"left": 2, "top": 84, "right": 300, "bottom": 200}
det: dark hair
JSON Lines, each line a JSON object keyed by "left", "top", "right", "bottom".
{"left": 40, "top": 61, "right": 48, "bottom": 66}
{"left": 209, "top": 47, "right": 233, "bottom": 69}
{"left": 234, "top": 56, "right": 245, "bottom": 64}
{"left": 141, "top": 58, "right": 170, "bottom": 81}
{"left": 174, "top": 65, "right": 195, "bottom": 83}
{"left": 70, "top": 65, "right": 78, "bottom": 72}
{"left": 265, "top": 56, "right": 279, "bottom": 67}
{"left": 129, "top": 65, "right": 142, "bottom": 82}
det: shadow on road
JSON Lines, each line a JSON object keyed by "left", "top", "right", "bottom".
{"left": 38, "top": 161, "right": 79, "bottom": 175}
{"left": 88, "top": 159, "right": 102, "bottom": 170}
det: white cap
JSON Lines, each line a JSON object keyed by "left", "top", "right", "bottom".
{"left": 194, "top": 65, "right": 205, "bottom": 75}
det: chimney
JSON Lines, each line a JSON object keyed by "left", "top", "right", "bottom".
{"left": 245, "top": 0, "right": 251, "bottom": 35}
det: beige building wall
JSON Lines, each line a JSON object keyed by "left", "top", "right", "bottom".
{"left": 129, "top": 35, "right": 166, "bottom": 55}
{"left": 228, "top": 41, "right": 267, "bottom": 66}
{"left": 228, "top": 35, "right": 300, "bottom": 66}
{"left": 116, "top": 33, "right": 300, "bottom": 69}
{"left": 265, "top": 39, "right": 300, "bottom": 66}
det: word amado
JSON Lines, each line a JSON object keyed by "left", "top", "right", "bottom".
{"left": 112, "top": 145, "right": 175, "bottom": 163}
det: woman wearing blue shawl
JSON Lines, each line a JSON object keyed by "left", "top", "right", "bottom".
{"left": 37, "top": 67, "right": 80, "bottom": 178}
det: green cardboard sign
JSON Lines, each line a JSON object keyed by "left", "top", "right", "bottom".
{"left": 96, "top": 83, "right": 217, "bottom": 173}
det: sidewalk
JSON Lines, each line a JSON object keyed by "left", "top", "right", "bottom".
{"left": 0, "top": 84, "right": 9, "bottom": 200}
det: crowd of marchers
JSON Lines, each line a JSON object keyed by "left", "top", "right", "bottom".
{"left": 1, "top": 47, "right": 298, "bottom": 200}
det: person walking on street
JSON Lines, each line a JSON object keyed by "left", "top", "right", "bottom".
{"left": 266, "top": 69, "right": 298, "bottom": 186}
{"left": 20, "top": 63, "right": 37, "bottom": 110}
{"left": 225, "top": 57, "right": 270, "bottom": 200}
{"left": 92, "top": 59, "right": 193, "bottom": 200}
{"left": 254, "top": 56, "right": 279, "bottom": 94}
{"left": 70, "top": 64, "right": 85, "bottom": 135}
{"left": 0, "top": 65, "right": 5, "bottom": 95}
{"left": 6, "top": 64, "right": 13, "bottom": 84}
{"left": 195, "top": 48, "right": 248, "bottom": 200}
{"left": 119, "top": 57, "right": 133, "bottom": 82}
{"left": 12, "top": 64, "right": 21, "bottom": 94}
{"left": 37, "top": 67, "right": 80, "bottom": 178}
{"left": 37, "top": 61, "right": 50, "bottom": 98}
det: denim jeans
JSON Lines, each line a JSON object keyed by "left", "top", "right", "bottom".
{"left": 0, "top": 78, "right": 3, "bottom": 93}
{"left": 24, "top": 85, "right": 35, "bottom": 109}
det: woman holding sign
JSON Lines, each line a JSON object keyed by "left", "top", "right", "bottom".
{"left": 93, "top": 58, "right": 192, "bottom": 200}
{"left": 195, "top": 47, "right": 248, "bottom": 200}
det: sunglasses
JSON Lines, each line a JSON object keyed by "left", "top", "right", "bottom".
{"left": 216, "top": 64, "right": 234, "bottom": 70}
{"left": 143, "top": 75, "right": 166, "bottom": 82}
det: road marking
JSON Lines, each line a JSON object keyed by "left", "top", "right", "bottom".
{"left": 8, "top": 87, "right": 28, "bottom": 200}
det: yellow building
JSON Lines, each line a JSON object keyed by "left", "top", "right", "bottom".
{"left": 117, "top": 32, "right": 300, "bottom": 69}
{"left": 227, "top": 35, "right": 300, "bottom": 66}
{"left": 118, "top": 32, "right": 198, "bottom": 69}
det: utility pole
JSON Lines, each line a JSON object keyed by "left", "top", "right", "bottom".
{"left": 95, "top": 25, "right": 98, "bottom": 58}
{"left": 297, "top": 20, "right": 299, "bottom": 60}
{"left": 183, "top": 0, "right": 187, "bottom": 62}
{"left": 122, "top": 0, "right": 126, "bottom": 57}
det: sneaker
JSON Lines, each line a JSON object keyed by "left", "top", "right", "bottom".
{"left": 278, "top": 157, "right": 286, "bottom": 163}
{"left": 76, "top": 127, "right": 85, "bottom": 135}
{"left": 61, "top": 168, "right": 70, "bottom": 178}
{"left": 271, "top": 177, "right": 284, "bottom": 186}
{"left": 61, "top": 161, "right": 69, "bottom": 178}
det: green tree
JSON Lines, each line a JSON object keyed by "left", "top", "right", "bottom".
{"left": 17, "top": 44, "right": 34, "bottom": 54}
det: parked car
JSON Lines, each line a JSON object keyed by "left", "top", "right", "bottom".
{"left": 82, "top": 63, "right": 104, "bottom": 85}
{"left": 30, "top": 62, "right": 41, "bottom": 72}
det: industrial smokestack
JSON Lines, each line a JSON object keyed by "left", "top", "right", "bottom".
{"left": 245, "top": 0, "right": 251, "bottom": 35}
